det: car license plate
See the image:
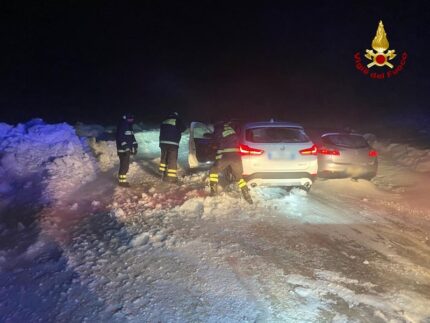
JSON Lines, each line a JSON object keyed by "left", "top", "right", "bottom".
{"left": 268, "top": 151, "right": 296, "bottom": 160}
{"left": 347, "top": 165, "right": 362, "bottom": 174}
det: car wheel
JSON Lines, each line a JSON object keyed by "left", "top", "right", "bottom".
{"left": 361, "top": 173, "right": 376, "bottom": 181}
{"left": 300, "top": 184, "right": 312, "bottom": 192}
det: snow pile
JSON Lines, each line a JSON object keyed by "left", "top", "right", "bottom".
{"left": 74, "top": 122, "right": 108, "bottom": 138}
{"left": 364, "top": 133, "right": 430, "bottom": 172}
{"left": 44, "top": 150, "right": 98, "bottom": 201}
{"left": 376, "top": 142, "right": 430, "bottom": 172}
{"left": 87, "top": 137, "right": 118, "bottom": 172}
{"left": 0, "top": 119, "right": 98, "bottom": 202}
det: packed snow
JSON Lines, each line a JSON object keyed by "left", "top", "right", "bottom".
{"left": 1, "top": 119, "right": 430, "bottom": 322}
{"left": 0, "top": 119, "right": 97, "bottom": 202}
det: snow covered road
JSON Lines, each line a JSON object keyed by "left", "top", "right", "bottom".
{"left": 1, "top": 121, "right": 430, "bottom": 322}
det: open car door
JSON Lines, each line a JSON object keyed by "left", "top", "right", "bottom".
{"left": 188, "top": 122, "right": 215, "bottom": 168}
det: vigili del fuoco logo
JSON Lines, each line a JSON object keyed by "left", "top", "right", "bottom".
{"left": 354, "top": 20, "right": 407, "bottom": 79}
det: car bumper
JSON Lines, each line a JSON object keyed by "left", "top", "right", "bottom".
{"left": 318, "top": 161, "right": 378, "bottom": 178}
{"left": 244, "top": 172, "right": 317, "bottom": 187}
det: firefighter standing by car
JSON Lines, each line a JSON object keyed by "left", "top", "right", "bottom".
{"left": 116, "top": 114, "right": 138, "bottom": 187}
{"left": 209, "top": 122, "right": 253, "bottom": 204}
{"left": 159, "top": 112, "right": 186, "bottom": 182}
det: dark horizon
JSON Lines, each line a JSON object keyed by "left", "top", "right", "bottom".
{"left": 1, "top": 1, "right": 429, "bottom": 126}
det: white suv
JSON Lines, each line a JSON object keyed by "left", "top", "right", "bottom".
{"left": 189, "top": 120, "right": 318, "bottom": 190}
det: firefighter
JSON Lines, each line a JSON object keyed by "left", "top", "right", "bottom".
{"left": 116, "top": 113, "right": 138, "bottom": 187}
{"left": 159, "top": 112, "right": 186, "bottom": 182}
{"left": 209, "top": 121, "right": 253, "bottom": 204}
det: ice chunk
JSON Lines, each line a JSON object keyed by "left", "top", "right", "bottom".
{"left": 130, "top": 233, "right": 149, "bottom": 247}
{"left": 178, "top": 198, "right": 204, "bottom": 217}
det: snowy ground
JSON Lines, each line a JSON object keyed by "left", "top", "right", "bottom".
{"left": 1, "top": 120, "right": 430, "bottom": 322}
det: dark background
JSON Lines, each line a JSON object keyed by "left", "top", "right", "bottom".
{"left": 0, "top": 1, "right": 429, "bottom": 126}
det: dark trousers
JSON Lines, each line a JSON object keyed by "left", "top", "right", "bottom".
{"left": 209, "top": 152, "right": 247, "bottom": 189}
{"left": 118, "top": 152, "right": 131, "bottom": 177}
{"left": 210, "top": 153, "right": 243, "bottom": 179}
{"left": 159, "top": 144, "right": 179, "bottom": 180}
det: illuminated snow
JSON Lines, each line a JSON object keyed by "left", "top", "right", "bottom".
{"left": 1, "top": 120, "right": 430, "bottom": 322}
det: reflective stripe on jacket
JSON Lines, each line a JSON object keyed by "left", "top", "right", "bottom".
{"left": 214, "top": 122, "right": 240, "bottom": 153}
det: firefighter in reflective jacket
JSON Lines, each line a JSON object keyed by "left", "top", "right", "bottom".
{"left": 116, "top": 114, "right": 138, "bottom": 187}
{"left": 159, "top": 112, "right": 186, "bottom": 182}
{"left": 209, "top": 122, "right": 253, "bottom": 204}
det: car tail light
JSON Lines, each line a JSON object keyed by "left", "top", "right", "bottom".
{"left": 239, "top": 144, "right": 264, "bottom": 156}
{"left": 318, "top": 147, "right": 340, "bottom": 156}
{"left": 368, "top": 150, "right": 378, "bottom": 157}
{"left": 299, "top": 144, "right": 318, "bottom": 156}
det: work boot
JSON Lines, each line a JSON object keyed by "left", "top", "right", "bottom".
{"left": 241, "top": 186, "right": 253, "bottom": 204}
{"left": 118, "top": 174, "right": 129, "bottom": 187}
{"left": 210, "top": 182, "right": 218, "bottom": 196}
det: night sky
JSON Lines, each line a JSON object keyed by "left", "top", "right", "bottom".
{"left": 1, "top": 1, "right": 429, "bottom": 125}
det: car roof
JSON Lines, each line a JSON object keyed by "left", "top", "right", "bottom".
{"left": 243, "top": 121, "right": 304, "bottom": 129}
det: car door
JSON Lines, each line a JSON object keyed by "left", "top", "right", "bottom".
{"left": 188, "top": 122, "right": 215, "bottom": 168}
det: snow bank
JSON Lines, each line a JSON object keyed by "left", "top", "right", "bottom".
{"left": 74, "top": 122, "right": 108, "bottom": 138}
{"left": 378, "top": 142, "right": 430, "bottom": 172}
{"left": 364, "top": 133, "right": 430, "bottom": 172}
{"left": 87, "top": 138, "right": 118, "bottom": 172}
{"left": 0, "top": 119, "right": 97, "bottom": 202}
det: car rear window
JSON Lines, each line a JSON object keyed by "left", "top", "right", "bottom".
{"left": 322, "top": 134, "right": 369, "bottom": 148}
{"left": 246, "top": 127, "right": 309, "bottom": 143}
